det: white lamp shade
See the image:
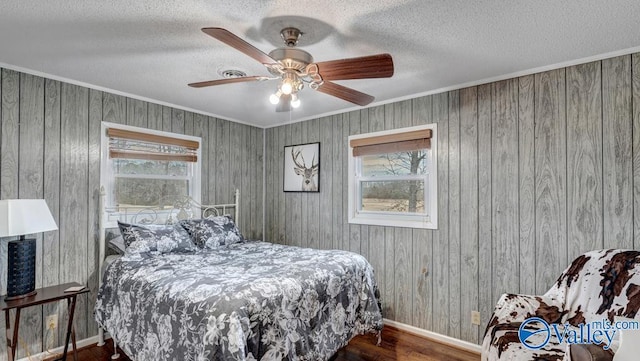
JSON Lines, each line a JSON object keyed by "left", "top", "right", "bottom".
{"left": 0, "top": 199, "right": 58, "bottom": 237}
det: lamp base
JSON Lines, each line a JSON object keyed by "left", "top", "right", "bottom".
{"left": 6, "top": 238, "right": 37, "bottom": 300}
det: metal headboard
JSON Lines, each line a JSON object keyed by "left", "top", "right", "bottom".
{"left": 101, "top": 194, "right": 239, "bottom": 226}
{"left": 98, "top": 187, "right": 239, "bottom": 267}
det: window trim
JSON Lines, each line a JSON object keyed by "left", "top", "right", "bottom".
{"left": 100, "top": 122, "right": 202, "bottom": 225}
{"left": 348, "top": 124, "right": 438, "bottom": 229}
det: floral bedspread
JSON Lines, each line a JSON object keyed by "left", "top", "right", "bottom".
{"left": 94, "top": 241, "right": 383, "bottom": 360}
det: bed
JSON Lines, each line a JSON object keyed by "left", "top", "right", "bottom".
{"left": 94, "top": 189, "right": 383, "bottom": 360}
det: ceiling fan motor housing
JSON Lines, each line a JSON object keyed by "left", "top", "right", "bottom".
{"left": 267, "top": 48, "right": 314, "bottom": 75}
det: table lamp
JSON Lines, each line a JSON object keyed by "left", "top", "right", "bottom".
{"left": 0, "top": 199, "right": 58, "bottom": 300}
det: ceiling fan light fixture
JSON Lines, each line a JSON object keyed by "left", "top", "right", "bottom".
{"left": 280, "top": 80, "right": 293, "bottom": 95}
{"left": 269, "top": 92, "right": 281, "bottom": 105}
{"left": 291, "top": 94, "right": 301, "bottom": 108}
{"left": 280, "top": 71, "right": 301, "bottom": 95}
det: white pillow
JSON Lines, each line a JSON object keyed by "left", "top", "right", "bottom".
{"left": 612, "top": 317, "right": 640, "bottom": 361}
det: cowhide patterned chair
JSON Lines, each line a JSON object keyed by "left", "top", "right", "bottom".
{"left": 482, "top": 249, "right": 640, "bottom": 361}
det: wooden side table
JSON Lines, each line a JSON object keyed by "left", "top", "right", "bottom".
{"left": 1, "top": 282, "right": 89, "bottom": 361}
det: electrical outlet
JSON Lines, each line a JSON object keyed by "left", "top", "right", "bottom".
{"left": 46, "top": 314, "right": 58, "bottom": 330}
{"left": 471, "top": 311, "right": 481, "bottom": 325}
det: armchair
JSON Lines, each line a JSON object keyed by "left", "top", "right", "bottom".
{"left": 482, "top": 249, "right": 640, "bottom": 361}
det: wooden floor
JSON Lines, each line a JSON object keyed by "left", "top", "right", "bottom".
{"left": 44, "top": 326, "right": 480, "bottom": 361}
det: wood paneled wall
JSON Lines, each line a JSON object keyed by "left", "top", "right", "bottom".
{"left": 264, "top": 53, "right": 640, "bottom": 344}
{"left": 0, "top": 67, "right": 263, "bottom": 360}
{"left": 1, "top": 50, "right": 638, "bottom": 356}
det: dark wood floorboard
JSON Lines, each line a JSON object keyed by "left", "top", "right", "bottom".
{"left": 44, "top": 326, "right": 480, "bottom": 361}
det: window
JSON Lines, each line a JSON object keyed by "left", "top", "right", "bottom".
{"left": 348, "top": 124, "right": 437, "bottom": 229}
{"left": 100, "top": 122, "right": 201, "bottom": 223}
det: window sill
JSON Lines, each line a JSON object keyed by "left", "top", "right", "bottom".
{"left": 348, "top": 214, "right": 437, "bottom": 230}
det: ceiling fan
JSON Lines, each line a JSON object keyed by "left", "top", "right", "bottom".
{"left": 188, "top": 27, "right": 394, "bottom": 112}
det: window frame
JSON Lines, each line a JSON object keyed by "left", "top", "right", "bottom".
{"left": 100, "top": 122, "right": 202, "bottom": 225}
{"left": 348, "top": 124, "right": 438, "bottom": 229}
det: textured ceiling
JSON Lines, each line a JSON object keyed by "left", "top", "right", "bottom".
{"left": 1, "top": 0, "right": 639, "bottom": 127}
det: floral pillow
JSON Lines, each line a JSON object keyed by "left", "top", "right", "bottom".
{"left": 179, "top": 216, "right": 244, "bottom": 249}
{"left": 117, "top": 221, "right": 196, "bottom": 255}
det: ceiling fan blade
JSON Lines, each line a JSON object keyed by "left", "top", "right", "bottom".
{"left": 313, "top": 53, "right": 394, "bottom": 81}
{"left": 276, "top": 94, "right": 292, "bottom": 112}
{"left": 316, "top": 81, "right": 375, "bottom": 106}
{"left": 202, "top": 28, "right": 278, "bottom": 65}
{"left": 188, "top": 76, "right": 267, "bottom": 88}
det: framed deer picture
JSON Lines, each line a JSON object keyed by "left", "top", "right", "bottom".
{"left": 284, "top": 142, "right": 320, "bottom": 192}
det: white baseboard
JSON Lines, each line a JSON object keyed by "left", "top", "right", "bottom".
{"left": 383, "top": 319, "right": 482, "bottom": 355}
{"left": 17, "top": 334, "right": 109, "bottom": 361}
